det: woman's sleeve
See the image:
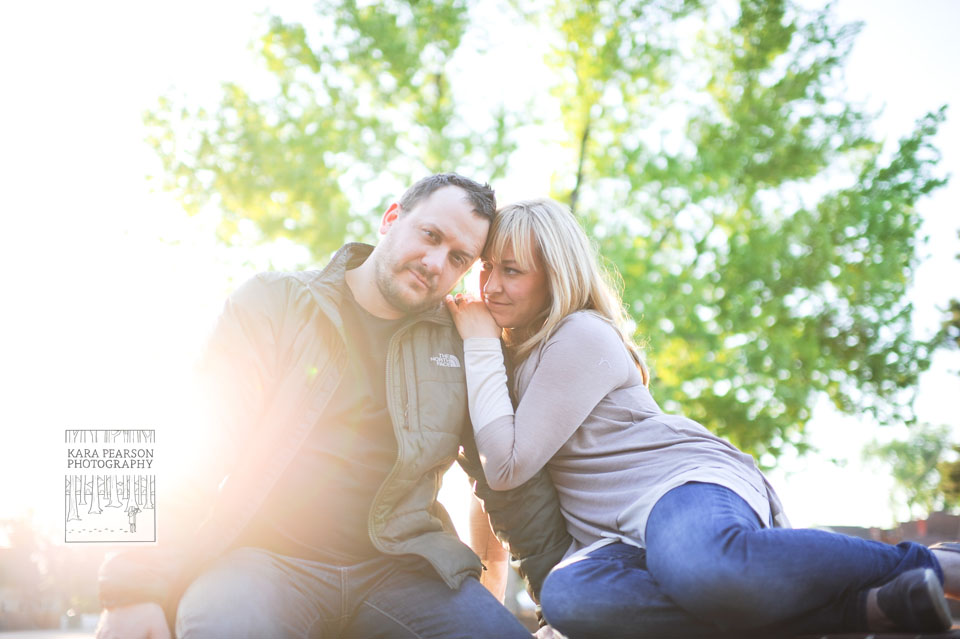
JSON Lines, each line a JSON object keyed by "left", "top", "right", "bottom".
{"left": 462, "top": 314, "right": 630, "bottom": 490}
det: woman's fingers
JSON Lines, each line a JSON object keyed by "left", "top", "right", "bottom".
{"left": 445, "top": 293, "right": 482, "bottom": 309}
{"left": 445, "top": 295, "right": 501, "bottom": 338}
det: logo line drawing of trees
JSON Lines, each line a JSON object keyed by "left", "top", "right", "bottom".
{"left": 64, "top": 429, "right": 156, "bottom": 540}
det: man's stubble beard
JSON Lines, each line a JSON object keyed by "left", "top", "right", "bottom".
{"left": 373, "top": 252, "right": 442, "bottom": 316}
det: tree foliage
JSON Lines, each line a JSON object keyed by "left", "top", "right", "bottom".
{"left": 942, "top": 231, "right": 960, "bottom": 349}
{"left": 145, "top": 0, "right": 516, "bottom": 257}
{"left": 864, "top": 423, "right": 953, "bottom": 518}
{"left": 145, "top": 0, "right": 947, "bottom": 460}
{"left": 945, "top": 298, "right": 960, "bottom": 348}
{"left": 934, "top": 234, "right": 960, "bottom": 510}
{"left": 939, "top": 446, "right": 960, "bottom": 511}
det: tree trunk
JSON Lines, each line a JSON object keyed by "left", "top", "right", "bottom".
{"left": 145, "top": 475, "right": 155, "bottom": 509}
{"left": 66, "top": 476, "right": 80, "bottom": 522}
{"left": 106, "top": 475, "right": 122, "bottom": 507}
{"left": 88, "top": 475, "right": 103, "bottom": 514}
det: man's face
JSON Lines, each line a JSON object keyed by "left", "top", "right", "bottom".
{"left": 373, "top": 186, "right": 489, "bottom": 316}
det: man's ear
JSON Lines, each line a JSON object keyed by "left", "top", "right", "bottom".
{"left": 379, "top": 203, "right": 401, "bottom": 235}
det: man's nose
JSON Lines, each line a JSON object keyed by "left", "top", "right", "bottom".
{"left": 421, "top": 247, "right": 445, "bottom": 274}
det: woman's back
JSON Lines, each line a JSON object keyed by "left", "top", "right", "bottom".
{"left": 510, "top": 311, "right": 774, "bottom": 554}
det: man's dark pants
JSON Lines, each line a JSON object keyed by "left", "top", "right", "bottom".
{"left": 176, "top": 546, "right": 531, "bottom": 638}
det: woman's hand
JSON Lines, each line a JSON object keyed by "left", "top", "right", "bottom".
{"left": 445, "top": 294, "right": 502, "bottom": 339}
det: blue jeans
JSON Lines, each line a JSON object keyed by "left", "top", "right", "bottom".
{"left": 540, "top": 482, "right": 942, "bottom": 638}
{"left": 176, "top": 546, "right": 531, "bottom": 638}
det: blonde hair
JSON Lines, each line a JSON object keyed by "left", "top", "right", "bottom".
{"left": 487, "top": 198, "right": 649, "bottom": 385}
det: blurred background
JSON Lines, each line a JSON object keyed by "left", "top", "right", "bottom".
{"left": 1, "top": 0, "right": 958, "bottom": 633}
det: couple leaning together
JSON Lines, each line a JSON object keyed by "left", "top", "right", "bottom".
{"left": 96, "top": 173, "right": 960, "bottom": 639}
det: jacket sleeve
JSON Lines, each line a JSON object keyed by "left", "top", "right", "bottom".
{"left": 458, "top": 432, "right": 571, "bottom": 603}
{"left": 98, "top": 273, "right": 284, "bottom": 613}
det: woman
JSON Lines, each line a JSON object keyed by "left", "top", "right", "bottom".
{"left": 445, "top": 198, "right": 958, "bottom": 638}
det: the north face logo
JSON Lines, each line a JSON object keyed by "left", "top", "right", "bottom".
{"left": 430, "top": 353, "right": 461, "bottom": 368}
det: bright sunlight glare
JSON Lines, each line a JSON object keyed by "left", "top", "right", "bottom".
{"left": 0, "top": 0, "right": 958, "bottom": 545}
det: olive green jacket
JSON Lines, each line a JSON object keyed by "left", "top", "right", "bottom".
{"left": 98, "top": 243, "right": 570, "bottom": 626}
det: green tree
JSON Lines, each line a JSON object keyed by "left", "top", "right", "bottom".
{"left": 945, "top": 299, "right": 960, "bottom": 348}
{"left": 934, "top": 232, "right": 960, "bottom": 509}
{"left": 146, "top": 0, "right": 947, "bottom": 460}
{"left": 941, "top": 231, "right": 960, "bottom": 349}
{"left": 145, "top": 0, "right": 517, "bottom": 258}
{"left": 538, "top": 0, "right": 946, "bottom": 458}
{"left": 939, "top": 446, "right": 960, "bottom": 510}
{"left": 864, "top": 423, "right": 952, "bottom": 519}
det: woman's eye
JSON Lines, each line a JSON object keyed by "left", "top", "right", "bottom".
{"left": 480, "top": 261, "right": 492, "bottom": 271}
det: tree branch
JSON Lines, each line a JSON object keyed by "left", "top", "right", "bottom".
{"left": 569, "top": 116, "right": 591, "bottom": 215}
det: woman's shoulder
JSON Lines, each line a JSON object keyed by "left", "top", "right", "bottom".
{"left": 548, "top": 311, "right": 625, "bottom": 353}
{"left": 531, "top": 311, "right": 633, "bottom": 386}
{"left": 554, "top": 310, "right": 619, "bottom": 336}
{"left": 516, "top": 311, "right": 632, "bottom": 392}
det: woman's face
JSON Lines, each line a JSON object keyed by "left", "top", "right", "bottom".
{"left": 480, "top": 242, "right": 551, "bottom": 330}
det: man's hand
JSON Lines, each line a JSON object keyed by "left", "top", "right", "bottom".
{"left": 95, "top": 602, "right": 170, "bottom": 639}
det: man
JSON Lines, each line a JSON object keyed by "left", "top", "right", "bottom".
{"left": 94, "top": 173, "right": 570, "bottom": 638}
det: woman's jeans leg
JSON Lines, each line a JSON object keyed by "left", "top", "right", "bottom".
{"left": 540, "top": 482, "right": 942, "bottom": 638}
{"left": 645, "top": 482, "right": 941, "bottom": 634}
{"left": 541, "top": 543, "right": 727, "bottom": 639}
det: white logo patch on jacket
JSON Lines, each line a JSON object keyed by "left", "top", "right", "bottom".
{"left": 430, "top": 353, "right": 461, "bottom": 368}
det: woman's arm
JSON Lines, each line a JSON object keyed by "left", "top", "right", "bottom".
{"left": 449, "top": 300, "right": 630, "bottom": 491}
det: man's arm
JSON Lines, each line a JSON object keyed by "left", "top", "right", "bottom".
{"left": 459, "top": 432, "right": 571, "bottom": 604}
{"left": 469, "top": 494, "right": 509, "bottom": 601}
{"left": 96, "top": 274, "right": 284, "bottom": 636}
{"left": 95, "top": 602, "right": 169, "bottom": 639}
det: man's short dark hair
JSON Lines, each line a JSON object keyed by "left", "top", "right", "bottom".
{"left": 398, "top": 173, "right": 496, "bottom": 222}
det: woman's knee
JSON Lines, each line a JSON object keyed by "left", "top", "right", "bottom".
{"left": 646, "top": 529, "right": 759, "bottom": 618}
{"left": 540, "top": 561, "right": 610, "bottom": 635}
{"left": 541, "top": 555, "right": 721, "bottom": 638}
{"left": 541, "top": 565, "right": 582, "bottom": 627}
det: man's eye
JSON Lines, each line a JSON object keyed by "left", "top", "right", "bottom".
{"left": 423, "top": 229, "right": 437, "bottom": 240}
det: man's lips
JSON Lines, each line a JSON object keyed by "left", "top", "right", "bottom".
{"left": 407, "top": 268, "right": 432, "bottom": 290}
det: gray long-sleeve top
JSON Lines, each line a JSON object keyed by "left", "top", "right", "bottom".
{"left": 464, "top": 311, "right": 787, "bottom": 555}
